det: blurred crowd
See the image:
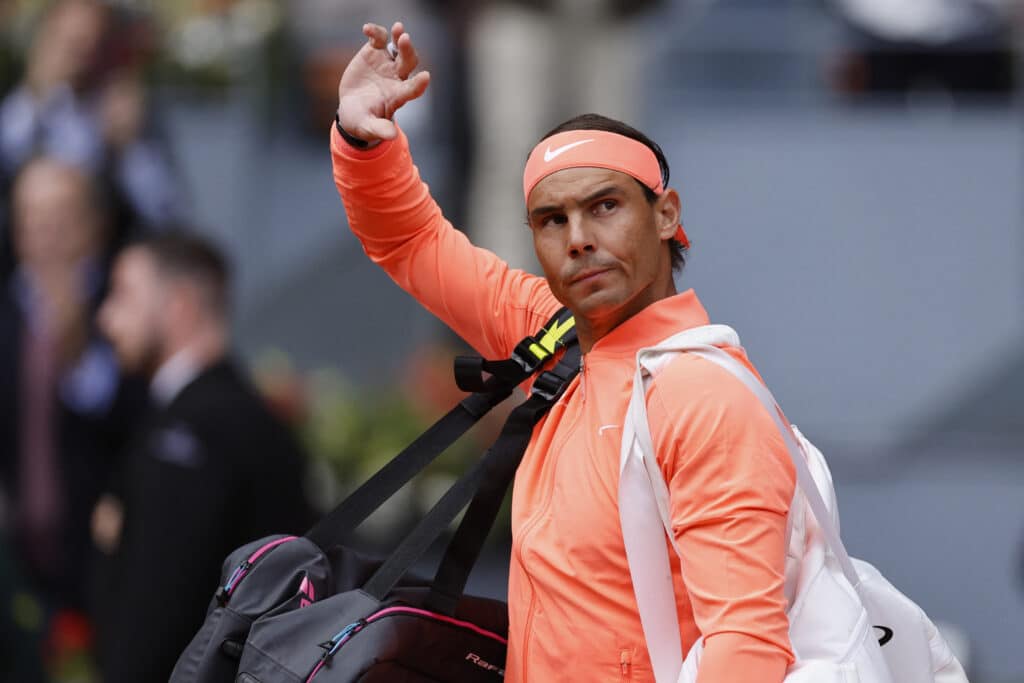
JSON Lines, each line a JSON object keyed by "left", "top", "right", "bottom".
{"left": 0, "top": 0, "right": 1020, "bottom": 681}
{"left": 0, "top": 2, "right": 314, "bottom": 681}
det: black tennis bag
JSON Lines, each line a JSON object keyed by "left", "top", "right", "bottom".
{"left": 170, "top": 310, "right": 579, "bottom": 683}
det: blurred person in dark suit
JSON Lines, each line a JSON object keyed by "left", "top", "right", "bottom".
{"left": 0, "top": 0, "right": 182, "bottom": 275}
{"left": 0, "top": 156, "right": 141, "bottom": 676}
{"left": 93, "top": 232, "right": 315, "bottom": 683}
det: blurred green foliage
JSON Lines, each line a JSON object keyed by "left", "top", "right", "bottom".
{"left": 254, "top": 349, "right": 515, "bottom": 544}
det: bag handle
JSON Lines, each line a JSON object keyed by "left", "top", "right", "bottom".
{"left": 304, "top": 308, "right": 575, "bottom": 551}
{"left": 362, "top": 343, "right": 582, "bottom": 604}
{"left": 423, "top": 343, "right": 582, "bottom": 614}
{"left": 304, "top": 385, "right": 509, "bottom": 550}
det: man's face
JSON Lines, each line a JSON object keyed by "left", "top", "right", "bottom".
{"left": 99, "top": 248, "right": 165, "bottom": 375}
{"left": 12, "top": 160, "right": 100, "bottom": 273}
{"left": 527, "top": 167, "right": 679, "bottom": 336}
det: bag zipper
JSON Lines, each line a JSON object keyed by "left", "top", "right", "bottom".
{"left": 216, "top": 535, "right": 298, "bottom": 605}
{"left": 306, "top": 605, "right": 507, "bottom": 681}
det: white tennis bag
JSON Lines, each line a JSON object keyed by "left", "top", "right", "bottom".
{"left": 618, "top": 325, "right": 969, "bottom": 683}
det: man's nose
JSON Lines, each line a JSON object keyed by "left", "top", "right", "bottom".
{"left": 566, "top": 214, "right": 595, "bottom": 257}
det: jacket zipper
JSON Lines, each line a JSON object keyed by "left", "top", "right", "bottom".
{"left": 519, "top": 589, "right": 539, "bottom": 681}
{"left": 216, "top": 535, "right": 298, "bottom": 605}
{"left": 515, "top": 388, "right": 584, "bottom": 679}
{"left": 620, "top": 649, "right": 632, "bottom": 681}
{"left": 306, "top": 605, "right": 507, "bottom": 681}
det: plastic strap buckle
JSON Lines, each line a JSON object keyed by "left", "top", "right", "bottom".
{"left": 530, "top": 346, "right": 580, "bottom": 401}
{"left": 531, "top": 368, "right": 570, "bottom": 401}
{"left": 509, "top": 337, "right": 548, "bottom": 374}
{"left": 530, "top": 372, "right": 561, "bottom": 401}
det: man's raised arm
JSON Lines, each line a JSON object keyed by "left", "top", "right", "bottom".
{"left": 332, "top": 22, "right": 559, "bottom": 359}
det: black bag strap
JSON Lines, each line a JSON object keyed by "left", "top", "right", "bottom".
{"left": 423, "top": 343, "right": 583, "bottom": 614}
{"left": 362, "top": 343, "right": 582, "bottom": 603}
{"left": 304, "top": 308, "right": 576, "bottom": 552}
{"left": 453, "top": 311, "right": 577, "bottom": 392}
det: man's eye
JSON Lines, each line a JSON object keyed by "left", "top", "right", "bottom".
{"left": 542, "top": 214, "right": 567, "bottom": 227}
{"left": 595, "top": 199, "right": 616, "bottom": 214}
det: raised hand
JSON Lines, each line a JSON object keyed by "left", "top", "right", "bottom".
{"left": 336, "top": 22, "right": 431, "bottom": 144}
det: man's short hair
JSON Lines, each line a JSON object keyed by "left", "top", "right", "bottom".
{"left": 539, "top": 114, "right": 687, "bottom": 272}
{"left": 134, "top": 231, "right": 230, "bottom": 316}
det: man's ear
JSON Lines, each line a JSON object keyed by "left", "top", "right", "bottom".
{"left": 164, "top": 280, "right": 201, "bottom": 327}
{"left": 654, "top": 189, "right": 681, "bottom": 240}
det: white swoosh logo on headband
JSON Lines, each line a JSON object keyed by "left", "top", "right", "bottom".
{"left": 544, "top": 139, "right": 594, "bottom": 163}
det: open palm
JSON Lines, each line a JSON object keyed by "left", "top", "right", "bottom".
{"left": 336, "top": 22, "right": 431, "bottom": 143}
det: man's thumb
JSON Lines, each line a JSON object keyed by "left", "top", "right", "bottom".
{"left": 364, "top": 117, "right": 398, "bottom": 141}
{"left": 402, "top": 71, "right": 431, "bottom": 104}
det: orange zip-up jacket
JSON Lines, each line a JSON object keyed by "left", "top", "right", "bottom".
{"left": 331, "top": 125, "right": 796, "bottom": 682}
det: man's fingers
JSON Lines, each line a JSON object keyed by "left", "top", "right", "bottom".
{"left": 363, "top": 23, "right": 388, "bottom": 49}
{"left": 387, "top": 71, "right": 431, "bottom": 114}
{"left": 403, "top": 70, "right": 430, "bottom": 102}
{"left": 340, "top": 71, "right": 428, "bottom": 142}
{"left": 341, "top": 22, "right": 428, "bottom": 143}
{"left": 394, "top": 32, "right": 419, "bottom": 80}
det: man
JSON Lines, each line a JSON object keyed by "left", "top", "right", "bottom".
{"left": 331, "top": 22, "right": 796, "bottom": 682}
{"left": 94, "top": 232, "right": 314, "bottom": 683}
{"left": 0, "top": 157, "right": 135, "bottom": 620}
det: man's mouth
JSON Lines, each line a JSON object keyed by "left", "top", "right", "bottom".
{"left": 569, "top": 267, "right": 612, "bottom": 286}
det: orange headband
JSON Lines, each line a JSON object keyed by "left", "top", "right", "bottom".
{"left": 523, "top": 129, "right": 689, "bottom": 248}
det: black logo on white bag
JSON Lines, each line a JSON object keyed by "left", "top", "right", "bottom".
{"left": 874, "top": 625, "right": 894, "bottom": 646}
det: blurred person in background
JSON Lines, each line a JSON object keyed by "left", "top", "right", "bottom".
{"left": 93, "top": 231, "right": 315, "bottom": 683}
{"left": 463, "top": 0, "right": 664, "bottom": 270}
{"left": 0, "top": 156, "right": 141, "bottom": 680}
{"left": 829, "top": 0, "right": 1018, "bottom": 100}
{"left": 0, "top": 0, "right": 183, "bottom": 275}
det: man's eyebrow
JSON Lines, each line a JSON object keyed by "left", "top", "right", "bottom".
{"left": 528, "top": 184, "right": 625, "bottom": 220}
{"left": 581, "top": 184, "right": 624, "bottom": 204}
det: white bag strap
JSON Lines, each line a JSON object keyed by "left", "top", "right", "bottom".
{"left": 620, "top": 359, "right": 684, "bottom": 683}
{"left": 620, "top": 336, "right": 862, "bottom": 683}
{"left": 618, "top": 326, "right": 744, "bottom": 683}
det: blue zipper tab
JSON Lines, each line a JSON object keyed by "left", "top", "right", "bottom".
{"left": 320, "top": 619, "right": 366, "bottom": 661}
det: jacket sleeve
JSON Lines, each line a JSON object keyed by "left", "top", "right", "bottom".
{"left": 648, "top": 351, "right": 796, "bottom": 683}
{"left": 330, "top": 125, "right": 560, "bottom": 359}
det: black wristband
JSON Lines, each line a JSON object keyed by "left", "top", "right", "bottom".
{"left": 334, "top": 113, "right": 370, "bottom": 150}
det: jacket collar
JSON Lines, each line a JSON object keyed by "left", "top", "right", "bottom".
{"left": 585, "top": 289, "right": 711, "bottom": 360}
